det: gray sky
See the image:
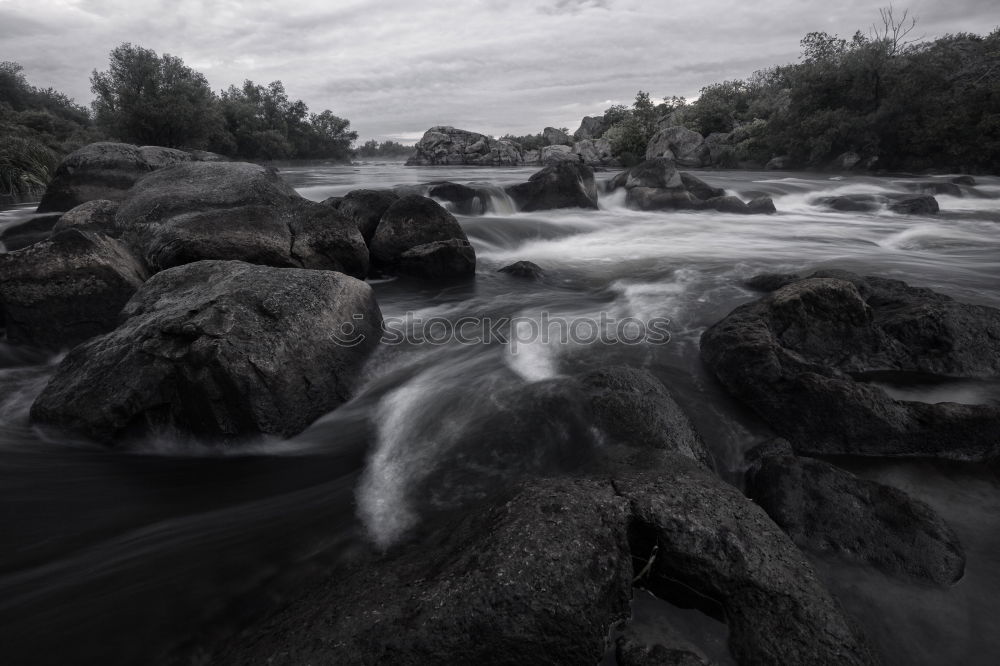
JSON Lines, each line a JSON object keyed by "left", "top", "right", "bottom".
{"left": 1, "top": 0, "right": 996, "bottom": 143}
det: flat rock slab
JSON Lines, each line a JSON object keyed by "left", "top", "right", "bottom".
{"left": 30, "top": 260, "right": 381, "bottom": 444}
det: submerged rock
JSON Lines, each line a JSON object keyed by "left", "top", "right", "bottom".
{"left": 115, "top": 161, "right": 369, "bottom": 278}
{"left": 30, "top": 260, "right": 381, "bottom": 443}
{"left": 888, "top": 194, "right": 940, "bottom": 215}
{"left": 609, "top": 158, "right": 771, "bottom": 214}
{"left": 36, "top": 142, "right": 212, "bottom": 213}
{"left": 505, "top": 161, "right": 599, "bottom": 211}
{"left": 0, "top": 213, "right": 61, "bottom": 250}
{"left": 812, "top": 193, "right": 940, "bottom": 215}
{"left": 745, "top": 439, "right": 966, "bottom": 585}
{"left": 0, "top": 229, "right": 147, "bottom": 348}
{"left": 370, "top": 195, "right": 475, "bottom": 278}
{"left": 498, "top": 260, "right": 544, "bottom": 279}
{"left": 701, "top": 271, "right": 1000, "bottom": 460}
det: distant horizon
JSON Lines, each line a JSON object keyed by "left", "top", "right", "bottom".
{"left": 2, "top": 0, "right": 997, "bottom": 145}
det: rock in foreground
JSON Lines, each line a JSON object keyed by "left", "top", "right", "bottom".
{"left": 746, "top": 439, "right": 965, "bottom": 585}
{"left": 0, "top": 229, "right": 147, "bottom": 349}
{"left": 30, "top": 260, "right": 381, "bottom": 443}
{"left": 701, "top": 271, "right": 1000, "bottom": 460}
{"left": 213, "top": 455, "right": 874, "bottom": 666}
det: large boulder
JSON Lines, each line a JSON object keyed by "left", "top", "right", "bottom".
{"left": 746, "top": 439, "right": 965, "bottom": 585}
{"left": 645, "top": 127, "right": 710, "bottom": 167}
{"left": 701, "top": 271, "right": 1000, "bottom": 460}
{"left": 542, "top": 126, "right": 573, "bottom": 146}
{"left": 405, "top": 126, "right": 523, "bottom": 166}
{"left": 36, "top": 142, "right": 208, "bottom": 213}
{"left": 572, "top": 137, "right": 619, "bottom": 166}
{"left": 213, "top": 457, "right": 874, "bottom": 666}
{"left": 573, "top": 114, "right": 611, "bottom": 140}
{"left": 324, "top": 189, "right": 399, "bottom": 243}
{"left": 115, "top": 161, "right": 369, "bottom": 277}
{"left": 369, "top": 195, "right": 475, "bottom": 278}
{"left": 30, "top": 260, "right": 382, "bottom": 443}
{"left": 0, "top": 229, "right": 148, "bottom": 349}
{"left": 505, "top": 161, "right": 599, "bottom": 211}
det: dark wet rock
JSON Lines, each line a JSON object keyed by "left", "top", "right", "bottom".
{"left": 542, "top": 126, "right": 573, "bottom": 146}
{"left": 498, "top": 260, "right": 544, "bottom": 279}
{"left": 813, "top": 193, "right": 939, "bottom": 215}
{"left": 577, "top": 366, "right": 712, "bottom": 469}
{"left": 952, "top": 175, "right": 976, "bottom": 186}
{"left": 426, "top": 181, "right": 483, "bottom": 215}
{"left": 370, "top": 195, "right": 475, "bottom": 278}
{"left": 505, "top": 161, "right": 599, "bottom": 211}
{"left": 701, "top": 195, "right": 751, "bottom": 214}
{"left": 626, "top": 187, "right": 696, "bottom": 211}
{"left": 813, "top": 194, "right": 881, "bottom": 212}
{"left": 0, "top": 229, "right": 148, "bottom": 349}
{"left": 744, "top": 272, "right": 801, "bottom": 292}
{"left": 36, "top": 142, "right": 205, "bottom": 213}
{"left": 213, "top": 454, "right": 874, "bottom": 666}
{"left": 116, "top": 161, "right": 368, "bottom": 278}
{"left": 624, "top": 157, "right": 683, "bottom": 190}
{"left": 326, "top": 189, "right": 399, "bottom": 243}
{"left": 680, "top": 172, "right": 725, "bottom": 200}
{"left": 0, "top": 213, "right": 61, "bottom": 250}
{"left": 888, "top": 194, "right": 940, "bottom": 215}
{"left": 615, "top": 626, "right": 712, "bottom": 666}
{"left": 574, "top": 114, "right": 611, "bottom": 140}
{"left": 405, "top": 126, "right": 522, "bottom": 166}
{"left": 903, "top": 181, "right": 962, "bottom": 197}
{"left": 645, "top": 127, "right": 709, "bottom": 167}
{"left": 51, "top": 200, "right": 120, "bottom": 236}
{"left": 748, "top": 195, "right": 777, "bottom": 214}
{"left": 30, "top": 260, "right": 381, "bottom": 443}
{"left": 396, "top": 239, "right": 476, "bottom": 279}
{"left": 745, "top": 439, "right": 966, "bottom": 585}
{"left": 701, "top": 272, "right": 1000, "bottom": 460}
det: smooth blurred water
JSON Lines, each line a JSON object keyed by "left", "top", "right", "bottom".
{"left": 1, "top": 162, "right": 999, "bottom": 664}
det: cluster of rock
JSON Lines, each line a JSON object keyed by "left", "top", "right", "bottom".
{"left": 405, "top": 125, "right": 619, "bottom": 168}
{"left": 809, "top": 177, "right": 982, "bottom": 216}
{"left": 1, "top": 142, "right": 482, "bottom": 445}
{"left": 607, "top": 157, "right": 776, "bottom": 214}
{"left": 212, "top": 366, "right": 876, "bottom": 666}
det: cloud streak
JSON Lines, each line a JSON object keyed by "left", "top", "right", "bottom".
{"left": 1, "top": 0, "right": 996, "bottom": 143}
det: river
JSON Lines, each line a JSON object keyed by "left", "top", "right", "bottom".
{"left": 1, "top": 162, "right": 998, "bottom": 664}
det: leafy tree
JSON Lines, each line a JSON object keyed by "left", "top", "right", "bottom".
{"left": 91, "top": 43, "right": 223, "bottom": 149}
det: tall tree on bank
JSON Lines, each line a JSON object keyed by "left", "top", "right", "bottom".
{"left": 90, "top": 43, "right": 223, "bottom": 149}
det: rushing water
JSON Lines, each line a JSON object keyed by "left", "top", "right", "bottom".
{"left": 1, "top": 162, "right": 999, "bottom": 664}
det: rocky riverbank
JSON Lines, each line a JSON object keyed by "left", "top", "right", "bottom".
{"left": 2, "top": 141, "right": 999, "bottom": 665}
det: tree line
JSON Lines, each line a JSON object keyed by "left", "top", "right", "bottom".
{"left": 597, "top": 8, "right": 999, "bottom": 172}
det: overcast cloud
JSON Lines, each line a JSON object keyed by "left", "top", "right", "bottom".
{"left": 1, "top": 0, "right": 996, "bottom": 143}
